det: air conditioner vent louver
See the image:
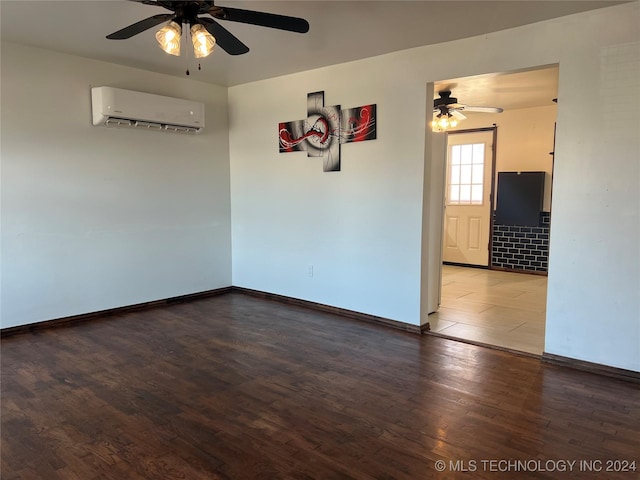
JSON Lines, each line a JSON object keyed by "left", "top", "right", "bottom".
{"left": 105, "top": 118, "right": 133, "bottom": 128}
{"left": 91, "top": 87, "right": 204, "bottom": 134}
{"left": 135, "top": 121, "right": 163, "bottom": 130}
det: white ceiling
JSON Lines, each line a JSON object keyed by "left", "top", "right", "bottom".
{"left": 434, "top": 65, "right": 559, "bottom": 113}
{"left": 0, "top": 0, "right": 623, "bottom": 90}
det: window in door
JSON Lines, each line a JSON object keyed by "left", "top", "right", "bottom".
{"left": 447, "top": 143, "right": 486, "bottom": 205}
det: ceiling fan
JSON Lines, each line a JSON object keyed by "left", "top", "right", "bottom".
{"left": 433, "top": 90, "right": 503, "bottom": 130}
{"left": 106, "top": 0, "right": 310, "bottom": 56}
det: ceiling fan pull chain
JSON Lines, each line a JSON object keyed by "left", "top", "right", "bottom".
{"left": 184, "top": 22, "right": 190, "bottom": 76}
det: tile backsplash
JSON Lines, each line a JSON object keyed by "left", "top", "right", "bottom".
{"left": 492, "top": 212, "right": 550, "bottom": 273}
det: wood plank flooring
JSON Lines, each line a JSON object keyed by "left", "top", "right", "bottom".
{"left": 429, "top": 265, "right": 547, "bottom": 354}
{"left": 2, "top": 293, "right": 639, "bottom": 479}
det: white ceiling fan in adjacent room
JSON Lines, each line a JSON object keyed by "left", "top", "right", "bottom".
{"left": 432, "top": 90, "right": 503, "bottom": 131}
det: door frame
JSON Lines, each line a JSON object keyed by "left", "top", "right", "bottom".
{"left": 444, "top": 126, "right": 498, "bottom": 269}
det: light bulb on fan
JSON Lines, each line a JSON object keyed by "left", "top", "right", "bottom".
{"left": 155, "top": 21, "right": 182, "bottom": 56}
{"left": 191, "top": 24, "right": 216, "bottom": 58}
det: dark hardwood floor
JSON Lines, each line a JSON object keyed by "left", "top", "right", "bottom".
{"left": 2, "top": 293, "right": 639, "bottom": 479}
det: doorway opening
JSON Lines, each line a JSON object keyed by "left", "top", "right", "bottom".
{"left": 425, "top": 65, "right": 558, "bottom": 356}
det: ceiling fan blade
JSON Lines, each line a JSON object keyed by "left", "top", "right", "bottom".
{"left": 211, "top": 7, "right": 310, "bottom": 33}
{"left": 459, "top": 105, "right": 504, "bottom": 114}
{"left": 126, "top": 0, "right": 161, "bottom": 4}
{"left": 106, "top": 14, "right": 173, "bottom": 39}
{"left": 451, "top": 110, "right": 467, "bottom": 120}
{"left": 200, "top": 18, "right": 250, "bottom": 56}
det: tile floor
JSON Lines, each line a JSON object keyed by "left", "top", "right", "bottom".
{"left": 428, "top": 265, "right": 547, "bottom": 355}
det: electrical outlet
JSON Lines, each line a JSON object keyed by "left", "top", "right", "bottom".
{"left": 308, "top": 265, "right": 314, "bottom": 277}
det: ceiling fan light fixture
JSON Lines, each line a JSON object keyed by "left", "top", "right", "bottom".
{"left": 432, "top": 109, "right": 461, "bottom": 132}
{"left": 155, "top": 21, "right": 182, "bottom": 56}
{"left": 190, "top": 24, "right": 216, "bottom": 58}
{"left": 432, "top": 114, "right": 449, "bottom": 131}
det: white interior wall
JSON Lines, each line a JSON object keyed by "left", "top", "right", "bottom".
{"left": 229, "top": 75, "right": 425, "bottom": 323}
{"left": 547, "top": 36, "right": 640, "bottom": 371}
{"left": 230, "top": 2, "right": 640, "bottom": 371}
{"left": 0, "top": 43, "right": 232, "bottom": 328}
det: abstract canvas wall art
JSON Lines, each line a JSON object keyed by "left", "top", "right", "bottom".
{"left": 279, "top": 91, "right": 376, "bottom": 172}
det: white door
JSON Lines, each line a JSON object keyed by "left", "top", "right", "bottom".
{"left": 442, "top": 131, "right": 494, "bottom": 266}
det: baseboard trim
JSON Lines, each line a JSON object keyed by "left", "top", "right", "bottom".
{"left": 443, "top": 261, "right": 488, "bottom": 270}
{"left": 2, "top": 287, "right": 427, "bottom": 338}
{"left": 490, "top": 265, "right": 548, "bottom": 276}
{"left": 0, "top": 287, "right": 233, "bottom": 338}
{"left": 232, "top": 286, "right": 428, "bottom": 335}
{"left": 4, "top": 289, "right": 638, "bottom": 383}
{"left": 424, "top": 330, "right": 542, "bottom": 359}
{"left": 542, "top": 353, "right": 640, "bottom": 383}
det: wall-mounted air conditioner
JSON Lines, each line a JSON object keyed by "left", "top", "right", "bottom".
{"left": 91, "top": 86, "right": 204, "bottom": 134}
